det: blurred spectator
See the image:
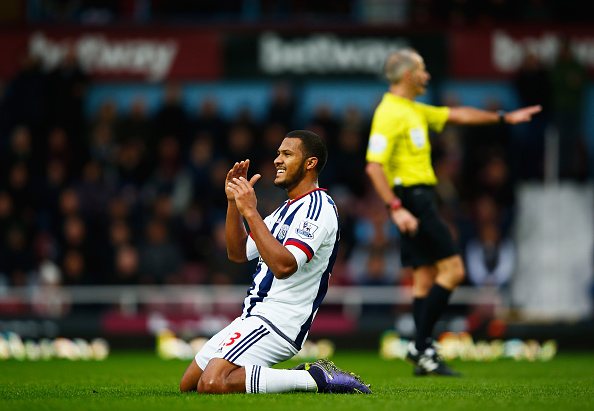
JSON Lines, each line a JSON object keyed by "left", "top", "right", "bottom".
{"left": 332, "top": 188, "right": 358, "bottom": 260}
{"left": 60, "top": 249, "right": 86, "bottom": 285}
{"left": 5, "top": 162, "right": 36, "bottom": 228}
{"left": 324, "top": 127, "right": 367, "bottom": 197}
{"left": 514, "top": 51, "right": 552, "bottom": 111}
{"left": 154, "top": 83, "right": 189, "bottom": 142}
{"left": 0, "top": 192, "right": 16, "bottom": 241}
{"left": 460, "top": 99, "right": 513, "bottom": 200}
{"left": 190, "top": 97, "right": 227, "bottom": 152}
{"left": 142, "top": 136, "right": 192, "bottom": 216}
{"left": 88, "top": 122, "right": 117, "bottom": 183}
{"left": 75, "top": 160, "right": 113, "bottom": 223}
{"left": 267, "top": 82, "right": 296, "bottom": 126}
{"left": 309, "top": 104, "right": 340, "bottom": 148}
{"left": 475, "top": 154, "right": 514, "bottom": 211}
{"left": 465, "top": 222, "right": 515, "bottom": 288}
{"left": 1, "top": 126, "right": 34, "bottom": 176}
{"left": 232, "top": 107, "right": 260, "bottom": 139}
{"left": 549, "top": 38, "right": 588, "bottom": 180}
{"left": 60, "top": 215, "right": 88, "bottom": 258}
{"left": 36, "top": 160, "right": 69, "bottom": 231}
{"left": 260, "top": 122, "right": 287, "bottom": 167}
{"left": 108, "top": 219, "right": 133, "bottom": 249}
{"left": 45, "top": 126, "right": 78, "bottom": 178}
{"left": 52, "top": 188, "right": 81, "bottom": 244}
{"left": 118, "top": 97, "right": 154, "bottom": 143}
{"left": 348, "top": 241, "right": 402, "bottom": 286}
{"left": 513, "top": 51, "right": 552, "bottom": 180}
{"left": 347, "top": 198, "right": 401, "bottom": 285}
{"left": 111, "top": 245, "right": 141, "bottom": 285}
{"left": 57, "top": 188, "right": 81, "bottom": 218}
{"left": 187, "top": 133, "right": 217, "bottom": 196}
{"left": 3, "top": 51, "right": 45, "bottom": 136}
{"left": 472, "top": 194, "right": 502, "bottom": 228}
{"left": 177, "top": 202, "right": 212, "bottom": 263}
{"left": 138, "top": 219, "right": 183, "bottom": 284}
{"left": 88, "top": 100, "right": 118, "bottom": 134}
{"left": 0, "top": 225, "right": 34, "bottom": 286}
{"left": 114, "top": 138, "right": 151, "bottom": 190}
{"left": 206, "top": 219, "right": 250, "bottom": 284}
{"left": 44, "top": 46, "right": 89, "bottom": 149}
{"left": 341, "top": 106, "right": 367, "bottom": 134}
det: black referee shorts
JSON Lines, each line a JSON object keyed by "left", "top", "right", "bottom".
{"left": 394, "top": 185, "right": 459, "bottom": 269}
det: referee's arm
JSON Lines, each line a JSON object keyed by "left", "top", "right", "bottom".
{"left": 365, "top": 162, "right": 418, "bottom": 234}
{"left": 447, "top": 105, "right": 542, "bottom": 126}
{"left": 365, "top": 162, "right": 397, "bottom": 206}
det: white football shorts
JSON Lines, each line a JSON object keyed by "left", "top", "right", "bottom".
{"left": 194, "top": 316, "right": 299, "bottom": 370}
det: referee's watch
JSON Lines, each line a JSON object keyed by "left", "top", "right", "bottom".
{"left": 497, "top": 110, "right": 506, "bottom": 124}
{"left": 386, "top": 198, "right": 402, "bottom": 211}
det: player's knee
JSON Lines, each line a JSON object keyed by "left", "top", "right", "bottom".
{"left": 415, "top": 280, "right": 432, "bottom": 296}
{"left": 196, "top": 376, "right": 226, "bottom": 394}
{"left": 179, "top": 377, "right": 196, "bottom": 393}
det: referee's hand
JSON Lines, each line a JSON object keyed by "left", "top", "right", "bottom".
{"left": 390, "top": 207, "right": 419, "bottom": 236}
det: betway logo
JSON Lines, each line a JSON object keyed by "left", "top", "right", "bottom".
{"left": 29, "top": 31, "right": 178, "bottom": 81}
{"left": 259, "top": 32, "right": 405, "bottom": 75}
{"left": 492, "top": 30, "right": 594, "bottom": 72}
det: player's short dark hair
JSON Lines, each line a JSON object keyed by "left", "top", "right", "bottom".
{"left": 285, "top": 130, "right": 328, "bottom": 174}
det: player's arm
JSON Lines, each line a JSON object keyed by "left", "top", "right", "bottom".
{"left": 226, "top": 201, "right": 249, "bottom": 262}
{"left": 225, "top": 160, "right": 253, "bottom": 262}
{"left": 226, "top": 176, "right": 298, "bottom": 279}
{"left": 447, "top": 105, "right": 542, "bottom": 126}
{"left": 365, "top": 161, "right": 418, "bottom": 235}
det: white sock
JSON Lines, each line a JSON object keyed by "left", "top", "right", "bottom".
{"left": 245, "top": 365, "right": 318, "bottom": 394}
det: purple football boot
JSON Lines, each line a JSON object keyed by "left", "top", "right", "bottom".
{"left": 304, "top": 359, "right": 372, "bottom": 394}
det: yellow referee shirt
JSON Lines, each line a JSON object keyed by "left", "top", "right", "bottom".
{"left": 366, "top": 93, "right": 449, "bottom": 187}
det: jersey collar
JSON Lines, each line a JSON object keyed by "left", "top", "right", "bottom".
{"left": 287, "top": 188, "right": 327, "bottom": 206}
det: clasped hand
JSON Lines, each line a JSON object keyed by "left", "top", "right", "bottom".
{"left": 225, "top": 160, "right": 261, "bottom": 216}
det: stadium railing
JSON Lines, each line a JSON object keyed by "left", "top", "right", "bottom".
{"left": 0, "top": 285, "right": 505, "bottom": 318}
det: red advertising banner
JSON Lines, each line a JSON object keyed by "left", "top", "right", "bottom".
{"left": 450, "top": 28, "right": 594, "bottom": 78}
{"left": 0, "top": 28, "right": 222, "bottom": 81}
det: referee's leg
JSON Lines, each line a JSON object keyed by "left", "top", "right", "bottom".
{"left": 435, "top": 254, "right": 465, "bottom": 291}
{"left": 414, "top": 254, "right": 465, "bottom": 352}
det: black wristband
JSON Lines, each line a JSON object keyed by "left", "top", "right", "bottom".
{"left": 497, "top": 110, "right": 506, "bottom": 124}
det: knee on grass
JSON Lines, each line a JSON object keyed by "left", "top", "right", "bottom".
{"left": 196, "top": 375, "right": 239, "bottom": 394}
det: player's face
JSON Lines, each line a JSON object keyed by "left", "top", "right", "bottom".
{"left": 408, "top": 54, "right": 430, "bottom": 95}
{"left": 274, "top": 138, "right": 308, "bottom": 190}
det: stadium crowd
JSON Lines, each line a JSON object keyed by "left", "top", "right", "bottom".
{"left": 0, "top": 42, "right": 585, "bottom": 296}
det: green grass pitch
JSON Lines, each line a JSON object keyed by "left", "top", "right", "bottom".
{"left": 1, "top": 351, "right": 593, "bottom": 411}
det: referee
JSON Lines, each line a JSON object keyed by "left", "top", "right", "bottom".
{"left": 365, "top": 48, "right": 541, "bottom": 376}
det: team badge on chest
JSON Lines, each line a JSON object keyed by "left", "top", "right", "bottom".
{"left": 278, "top": 224, "right": 290, "bottom": 240}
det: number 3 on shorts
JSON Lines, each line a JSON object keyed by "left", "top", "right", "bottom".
{"left": 222, "top": 332, "right": 241, "bottom": 347}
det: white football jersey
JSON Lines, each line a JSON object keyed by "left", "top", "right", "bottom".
{"left": 242, "top": 188, "right": 340, "bottom": 350}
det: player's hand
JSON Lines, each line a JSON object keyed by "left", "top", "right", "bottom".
{"left": 390, "top": 207, "right": 419, "bottom": 236}
{"left": 505, "top": 105, "right": 542, "bottom": 124}
{"left": 226, "top": 174, "right": 262, "bottom": 218}
{"left": 225, "top": 160, "right": 251, "bottom": 202}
